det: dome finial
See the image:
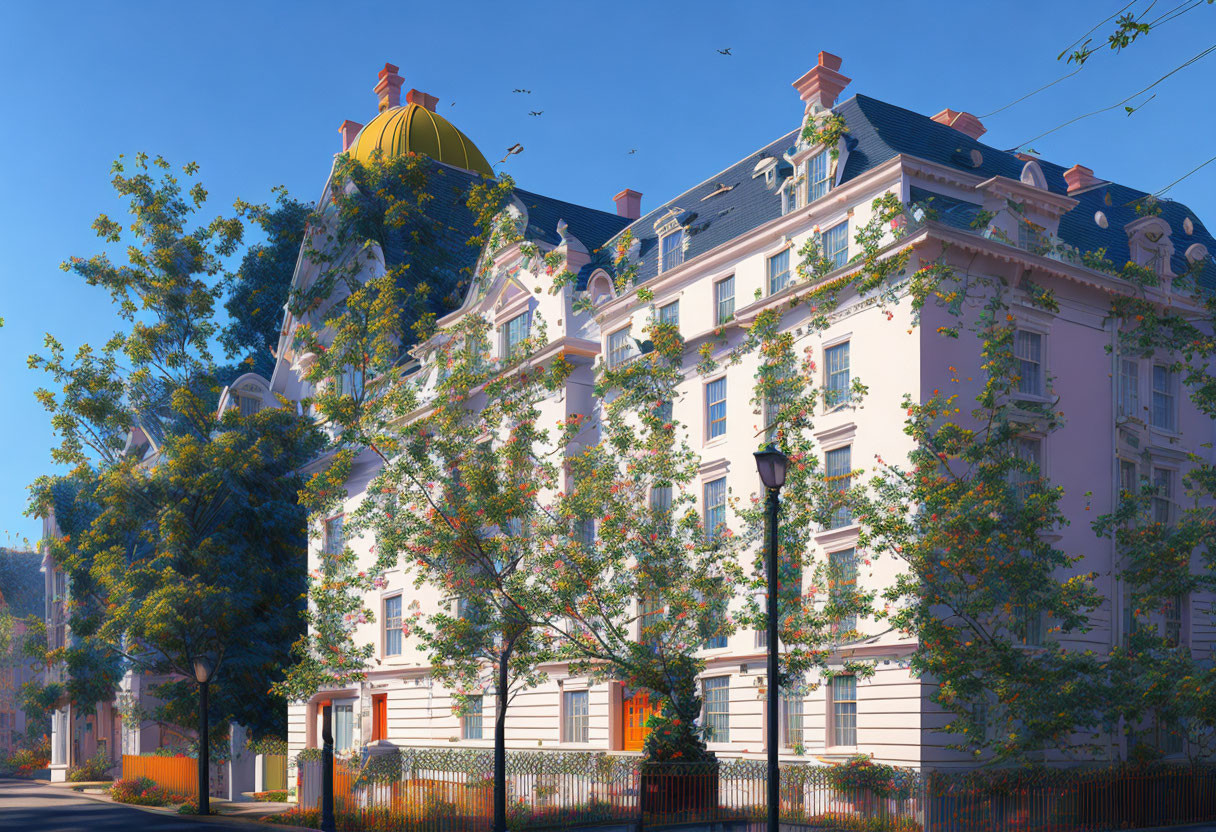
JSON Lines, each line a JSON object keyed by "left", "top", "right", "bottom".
{"left": 375, "top": 63, "right": 403, "bottom": 112}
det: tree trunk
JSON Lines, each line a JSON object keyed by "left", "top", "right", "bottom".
{"left": 494, "top": 651, "right": 510, "bottom": 832}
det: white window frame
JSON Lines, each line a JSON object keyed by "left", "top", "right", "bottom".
{"left": 824, "top": 447, "right": 853, "bottom": 529}
{"left": 660, "top": 228, "right": 685, "bottom": 273}
{"left": 324, "top": 514, "right": 345, "bottom": 556}
{"left": 824, "top": 341, "right": 850, "bottom": 410}
{"left": 462, "top": 695, "right": 484, "bottom": 740}
{"left": 714, "top": 275, "right": 735, "bottom": 326}
{"left": 828, "top": 547, "right": 858, "bottom": 635}
{"left": 383, "top": 593, "right": 403, "bottom": 657}
{"left": 563, "top": 690, "right": 589, "bottom": 744}
{"left": 1013, "top": 329, "right": 1045, "bottom": 399}
{"left": 702, "top": 676, "right": 730, "bottom": 743}
{"left": 704, "top": 477, "right": 727, "bottom": 542}
{"left": 332, "top": 700, "right": 355, "bottom": 752}
{"left": 500, "top": 311, "right": 531, "bottom": 360}
{"left": 828, "top": 675, "right": 857, "bottom": 749}
{"left": 806, "top": 151, "right": 831, "bottom": 203}
{"left": 658, "top": 300, "right": 680, "bottom": 328}
{"left": 767, "top": 248, "right": 791, "bottom": 296}
{"left": 705, "top": 376, "right": 728, "bottom": 441}
{"left": 822, "top": 222, "right": 848, "bottom": 271}
{"left": 1118, "top": 358, "right": 1140, "bottom": 420}
{"left": 1151, "top": 466, "right": 1175, "bottom": 525}
{"left": 1151, "top": 364, "right": 1178, "bottom": 432}
{"left": 607, "top": 327, "right": 634, "bottom": 369}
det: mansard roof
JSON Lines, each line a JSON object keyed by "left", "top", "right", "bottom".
{"left": 602, "top": 92, "right": 1216, "bottom": 290}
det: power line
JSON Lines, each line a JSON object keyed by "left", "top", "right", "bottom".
{"left": 1155, "top": 154, "right": 1216, "bottom": 197}
{"left": 1006, "top": 42, "right": 1216, "bottom": 150}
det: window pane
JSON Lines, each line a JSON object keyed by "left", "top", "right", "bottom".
{"left": 783, "top": 686, "right": 804, "bottom": 747}
{"left": 823, "top": 223, "right": 849, "bottom": 270}
{"left": 1152, "top": 468, "right": 1173, "bottom": 525}
{"left": 831, "top": 676, "right": 857, "bottom": 747}
{"left": 825, "top": 447, "right": 852, "bottom": 529}
{"left": 1014, "top": 331, "right": 1043, "bottom": 396}
{"left": 1119, "top": 359, "right": 1140, "bottom": 419}
{"left": 502, "top": 312, "right": 531, "bottom": 358}
{"left": 334, "top": 704, "right": 354, "bottom": 751}
{"left": 1152, "top": 366, "right": 1176, "bottom": 431}
{"left": 325, "top": 516, "right": 345, "bottom": 556}
{"left": 768, "top": 249, "right": 791, "bottom": 295}
{"left": 704, "top": 477, "right": 727, "bottom": 541}
{"left": 703, "top": 677, "right": 730, "bottom": 742}
{"left": 608, "top": 328, "right": 634, "bottom": 368}
{"left": 661, "top": 230, "right": 685, "bottom": 272}
{"left": 707, "top": 378, "right": 727, "bottom": 439}
{"left": 808, "top": 152, "right": 831, "bottom": 202}
{"left": 715, "top": 277, "right": 735, "bottom": 325}
{"left": 239, "top": 395, "right": 261, "bottom": 416}
{"left": 829, "top": 548, "right": 858, "bottom": 634}
{"left": 564, "top": 691, "right": 589, "bottom": 743}
{"left": 464, "top": 696, "right": 483, "bottom": 739}
{"left": 825, "top": 343, "right": 850, "bottom": 408}
{"left": 658, "top": 301, "right": 680, "bottom": 327}
{"left": 385, "top": 596, "right": 402, "bottom": 657}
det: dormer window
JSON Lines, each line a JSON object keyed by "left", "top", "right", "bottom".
{"left": 781, "top": 181, "right": 798, "bottom": 215}
{"left": 238, "top": 395, "right": 261, "bottom": 417}
{"left": 500, "top": 311, "right": 531, "bottom": 359}
{"left": 660, "top": 228, "right": 685, "bottom": 272}
{"left": 807, "top": 151, "right": 831, "bottom": 203}
{"left": 1125, "top": 216, "right": 1175, "bottom": 278}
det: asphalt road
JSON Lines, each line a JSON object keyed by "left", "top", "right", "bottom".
{"left": 0, "top": 778, "right": 253, "bottom": 831}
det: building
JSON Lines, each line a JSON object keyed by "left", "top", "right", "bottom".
{"left": 272, "top": 56, "right": 1216, "bottom": 772}
{"left": 0, "top": 548, "right": 45, "bottom": 756}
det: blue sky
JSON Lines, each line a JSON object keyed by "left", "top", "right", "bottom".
{"left": 1, "top": 0, "right": 1213, "bottom": 543}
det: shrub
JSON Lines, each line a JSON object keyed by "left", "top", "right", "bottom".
{"left": 252, "top": 790, "right": 289, "bottom": 802}
{"left": 67, "top": 749, "right": 113, "bottom": 782}
{"left": 260, "top": 806, "right": 320, "bottom": 827}
{"left": 109, "top": 776, "right": 191, "bottom": 807}
{"left": 0, "top": 742, "right": 50, "bottom": 777}
{"left": 826, "top": 754, "right": 914, "bottom": 799}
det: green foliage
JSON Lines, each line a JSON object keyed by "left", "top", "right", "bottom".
{"left": 0, "top": 736, "right": 50, "bottom": 777}
{"left": 110, "top": 776, "right": 191, "bottom": 807}
{"left": 67, "top": 748, "right": 114, "bottom": 782}
{"left": 824, "top": 755, "right": 912, "bottom": 799}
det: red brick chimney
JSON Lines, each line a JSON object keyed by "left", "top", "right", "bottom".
{"left": 931, "top": 109, "right": 987, "bottom": 140}
{"left": 1063, "top": 164, "right": 1101, "bottom": 194}
{"left": 374, "top": 63, "right": 404, "bottom": 112}
{"left": 792, "top": 52, "right": 851, "bottom": 110}
{"left": 613, "top": 189, "right": 642, "bottom": 220}
{"left": 339, "top": 120, "right": 363, "bottom": 152}
{"left": 405, "top": 89, "right": 439, "bottom": 112}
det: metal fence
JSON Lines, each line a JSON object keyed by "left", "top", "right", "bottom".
{"left": 297, "top": 751, "right": 925, "bottom": 831}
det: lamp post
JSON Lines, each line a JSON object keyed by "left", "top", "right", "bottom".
{"left": 321, "top": 700, "right": 335, "bottom": 832}
{"left": 754, "top": 444, "right": 788, "bottom": 832}
{"left": 192, "top": 657, "right": 214, "bottom": 816}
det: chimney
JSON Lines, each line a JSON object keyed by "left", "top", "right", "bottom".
{"left": 613, "top": 189, "right": 642, "bottom": 220}
{"left": 1063, "top": 164, "right": 1101, "bottom": 194}
{"left": 405, "top": 89, "right": 439, "bottom": 112}
{"left": 931, "top": 108, "right": 987, "bottom": 141}
{"left": 792, "top": 51, "right": 852, "bottom": 110}
{"left": 374, "top": 63, "right": 404, "bottom": 112}
{"left": 339, "top": 119, "right": 364, "bottom": 152}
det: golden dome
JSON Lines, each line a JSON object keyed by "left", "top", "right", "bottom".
{"left": 349, "top": 103, "right": 493, "bottom": 176}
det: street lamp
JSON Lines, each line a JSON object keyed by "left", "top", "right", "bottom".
{"left": 193, "top": 655, "right": 215, "bottom": 816}
{"left": 754, "top": 444, "right": 788, "bottom": 832}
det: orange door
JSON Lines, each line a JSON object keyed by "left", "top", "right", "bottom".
{"left": 622, "top": 691, "right": 656, "bottom": 752}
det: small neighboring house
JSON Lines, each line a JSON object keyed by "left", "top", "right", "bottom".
{"left": 43, "top": 377, "right": 278, "bottom": 781}
{"left": 0, "top": 548, "right": 45, "bottom": 756}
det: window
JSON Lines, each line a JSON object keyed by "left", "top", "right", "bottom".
{"left": 703, "top": 677, "right": 730, "bottom": 742}
{"left": 764, "top": 371, "right": 792, "bottom": 441}
{"left": 1119, "top": 460, "right": 1138, "bottom": 498}
{"left": 239, "top": 395, "right": 261, "bottom": 416}
{"left": 1015, "top": 604, "right": 1043, "bottom": 646}
{"left": 333, "top": 702, "right": 354, "bottom": 752}
{"left": 829, "top": 548, "right": 858, "bottom": 635}
{"left": 501, "top": 312, "right": 531, "bottom": 359}
{"left": 564, "top": 691, "right": 589, "bottom": 743}
{"left": 704, "top": 477, "right": 727, "bottom": 541}
{"left": 714, "top": 276, "right": 735, "bottom": 325}
{"left": 324, "top": 516, "right": 345, "bottom": 556}
{"left": 782, "top": 687, "right": 804, "bottom": 748}
{"left": 658, "top": 301, "right": 680, "bottom": 327}
{"left": 661, "top": 229, "right": 685, "bottom": 272}
{"left": 1119, "top": 359, "right": 1140, "bottom": 419}
{"left": 575, "top": 518, "right": 596, "bottom": 548}
{"left": 1152, "top": 468, "right": 1173, "bottom": 525}
{"left": 650, "top": 486, "right": 672, "bottom": 514}
{"left": 638, "top": 595, "right": 663, "bottom": 649}
{"left": 384, "top": 595, "right": 403, "bottom": 657}
{"left": 767, "top": 249, "right": 791, "bottom": 295}
{"left": 607, "top": 328, "right": 634, "bottom": 369}
{"left": 823, "top": 222, "right": 849, "bottom": 270}
{"left": 1011, "top": 437, "right": 1042, "bottom": 502}
{"left": 1014, "top": 331, "right": 1044, "bottom": 397}
{"left": 830, "top": 675, "right": 857, "bottom": 747}
{"left": 1123, "top": 581, "right": 1139, "bottom": 639}
{"left": 463, "top": 696, "right": 483, "bottom": 739}
{"left": 701, "top": 580, "right": 728, "bottom": 649}
{"left": 706, "top": 378, "right": 727, "bottom": 440}
{"left": 1164, "top": 594, "right": 1183, "bottom": 647}
{"left": 782, "top": 184, "right": 798, "bottom": 215}
{"left": 824, "top": 342, "right": 850, "bottom": 408}
{"left": 371, "top": 694, "right": 387, "bottom": 742}
{"left": 1151, "top": 365, "right": 1177, "bottom": 431}
{"left": 825, "top": 447, "right": 852, "bottom": 529}
{"left": 807, "top": 151, "right": 831, "bottom": 202}
{"left": 1018, "top": 220, "right": 1047, "bottom": 252}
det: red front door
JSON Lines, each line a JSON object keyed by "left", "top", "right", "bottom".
{"left": 623, "top": 691, "right": 657, "bottom": 752}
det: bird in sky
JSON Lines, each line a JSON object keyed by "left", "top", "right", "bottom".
{"left": 497, "top": 143, "right": 524, "bottom": 165}
{"left": 717, "top": 48, "right": 732, "bottom": 55}
{"left": 628, "top": 149, "right": 638, "bottom": 155}
{"left": 529, "top": 110, "right": 543, "bottom": 117}
{"left": 513, "top": 88, "right": 532, "bottom": 94}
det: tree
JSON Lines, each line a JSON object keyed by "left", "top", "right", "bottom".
{"left": 26, "top": 154, "right": 325, "bottom": 742}
{"left": 221, "top": 188, "right": 310, "bottom": 376}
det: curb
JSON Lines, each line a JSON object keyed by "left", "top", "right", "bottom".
{"left": 40, "top": 781, "right": 315, "bottom": 832}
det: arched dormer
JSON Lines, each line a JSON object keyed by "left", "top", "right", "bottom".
{"left": 219, "top": 373, "right": 273, "bottom": 416}
{"left": 1186, "top": 243, "right": 1210, "bottom": 265}
{"left": 1125, "top": 216, "right": 1175, "bottom": 278}
{"left": 1020, "top": 160, "right": 1047, "bottom": 190}
{"left": 587, "top": 270, "right": 615, "bottom": 306}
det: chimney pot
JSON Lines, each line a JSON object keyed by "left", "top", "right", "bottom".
{"left": 931, "top": 108, "right": 987, "bottom": 140}
{"left": 792, "top": 53, "right": 852, "bottom": 111}
{"left": 339, "top": 120, "right": 364, "bottom": 153}
{"left": 1063, "top": 164, "right": 1100, "bottom": 195}
{"left": 374, "top": 62, "right": 404, "bottom": 112}
{"left": 405, "top": 89, "right": 439, "bottom": 112}
{"left": 613, "top": 189, "right": 642, "bottom": 220}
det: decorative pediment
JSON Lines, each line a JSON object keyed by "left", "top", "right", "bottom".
{"left": 1125, "top": 215, "right": 1175, "bottom": 276}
